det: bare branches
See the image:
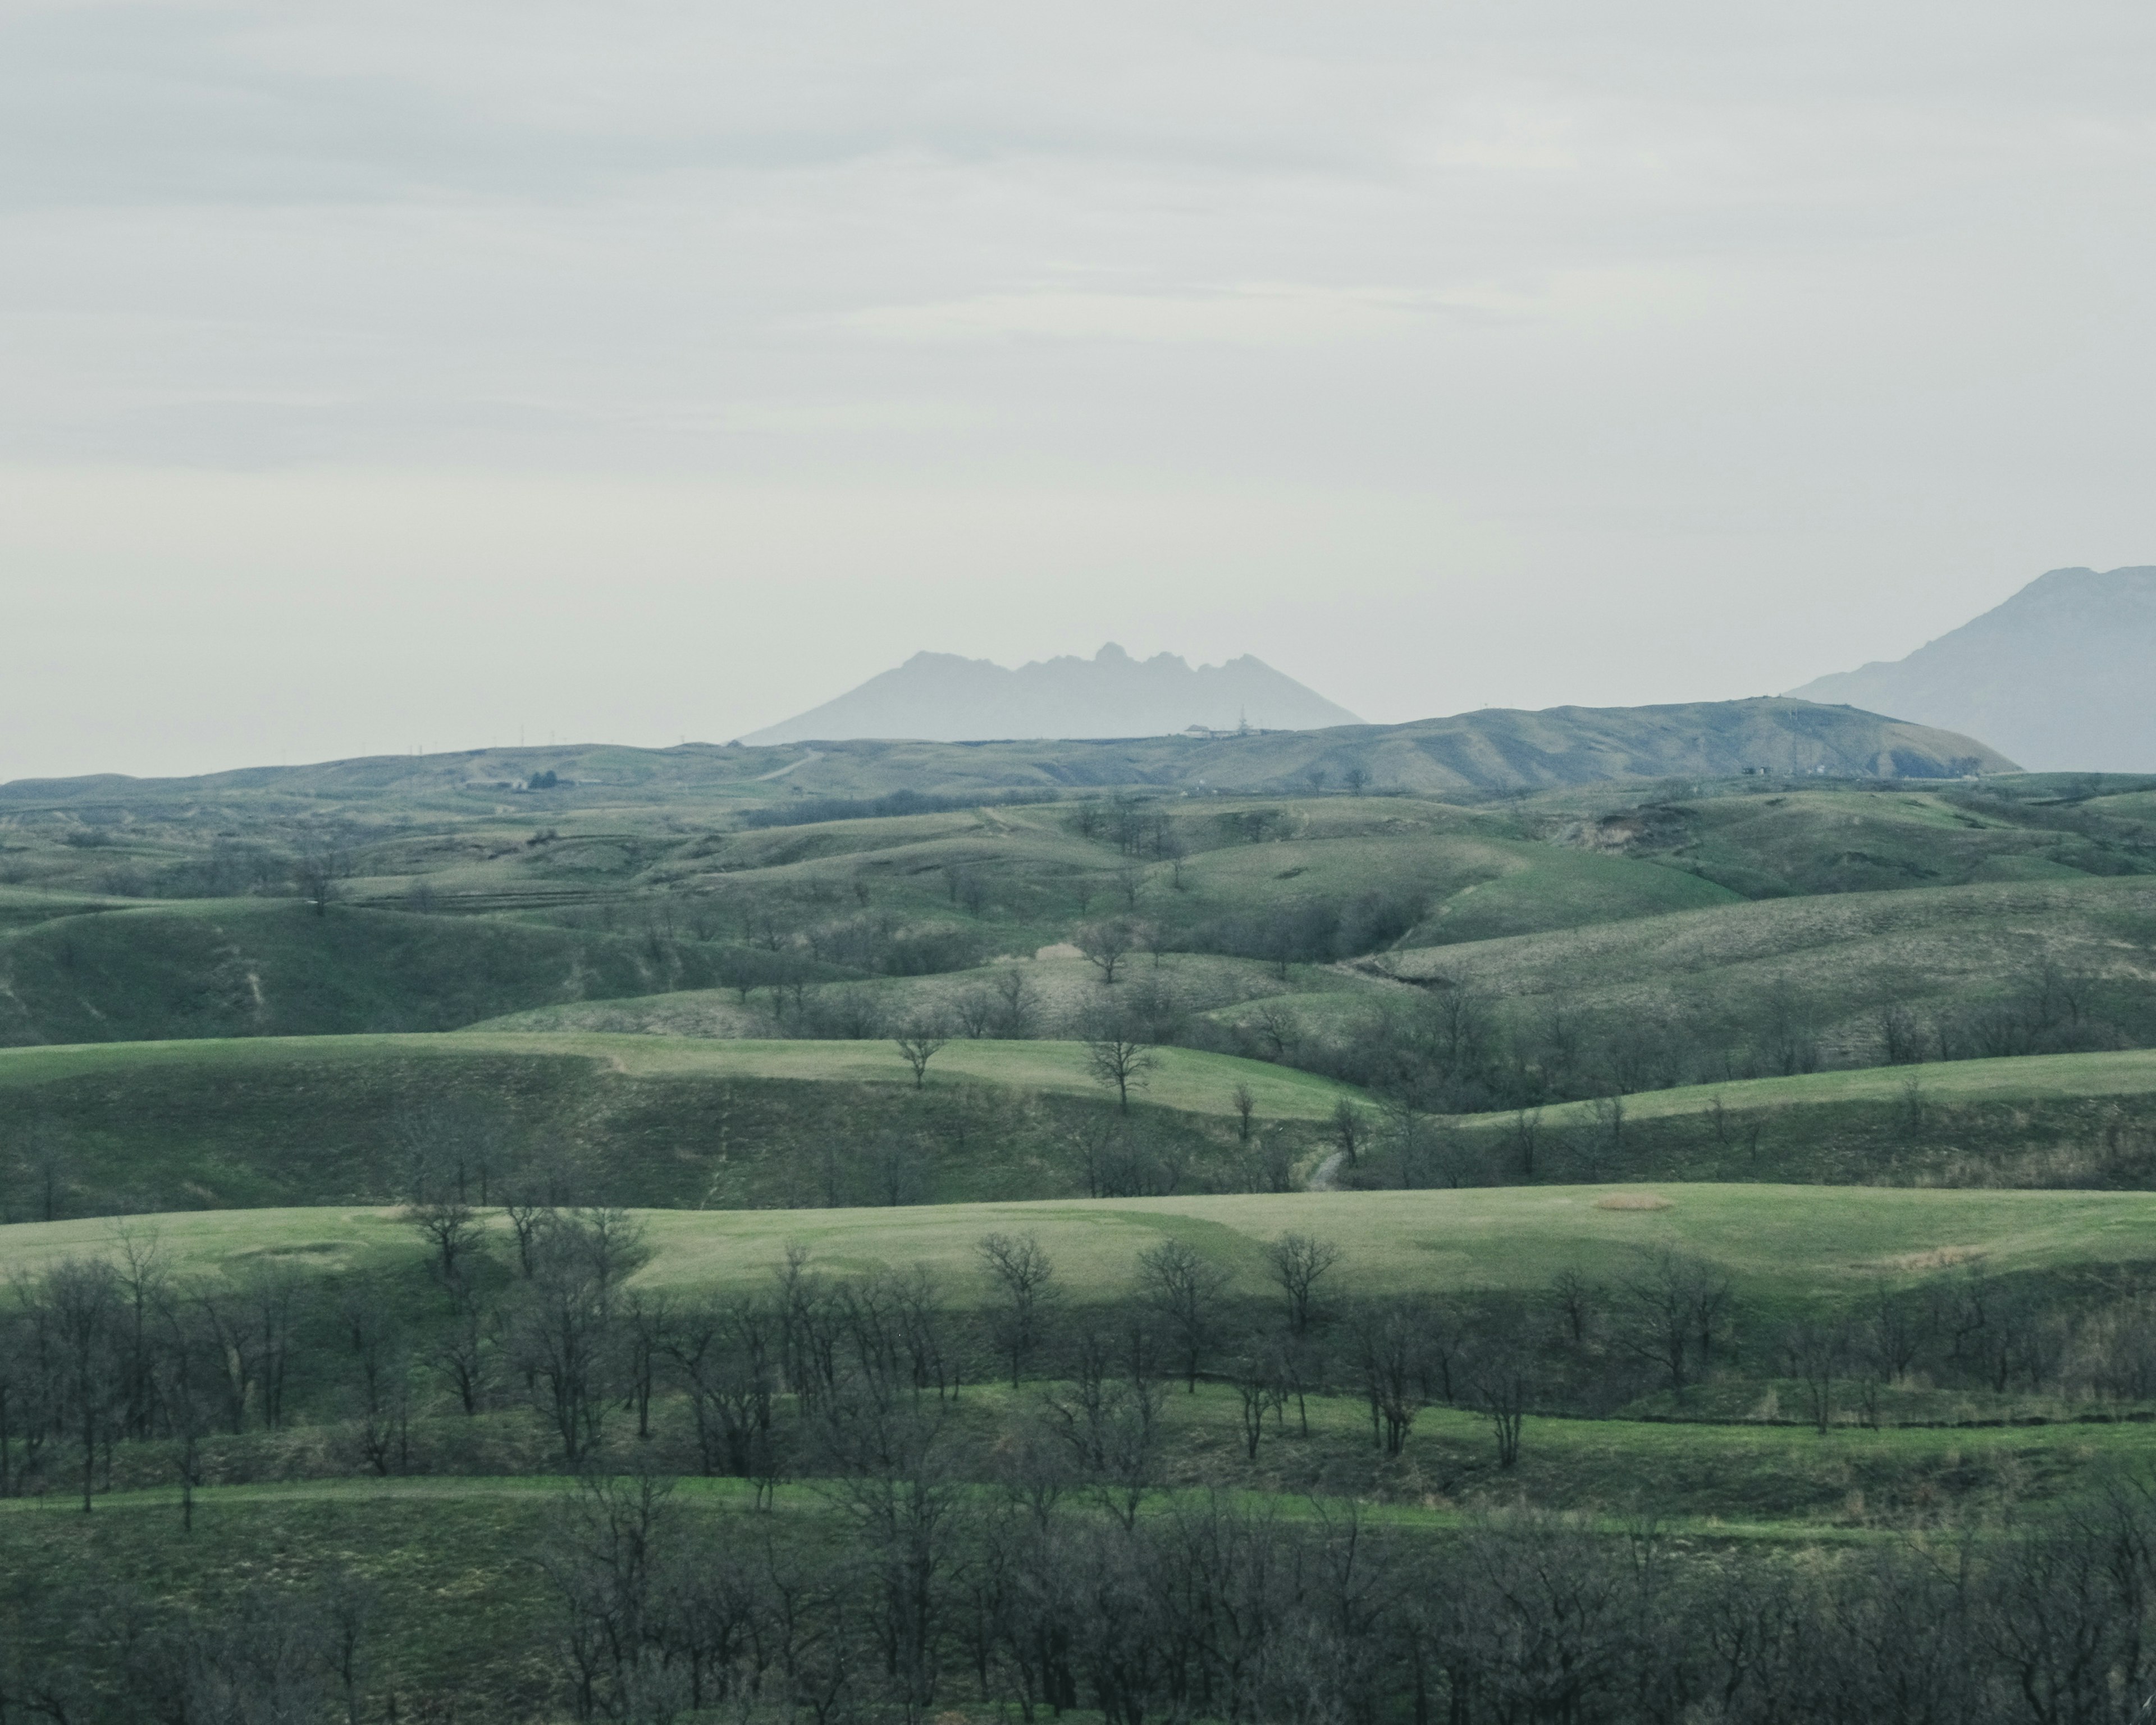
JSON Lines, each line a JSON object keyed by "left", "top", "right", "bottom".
{"left": 893, "top": 1021, "right": 950, "bottom": 1090}
{"left": 1263, "top": 1233, "right": 1344, "bottom": 1336}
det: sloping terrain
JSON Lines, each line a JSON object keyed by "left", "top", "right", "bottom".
{"left": 0, "top": 1033, "right": 1361, "bottom": 1215}
{"left": 0, "top": 695, "right": 2015, "bottom": 821}
{"left": 1792, "top": 564, "right": 2156, "bottom": 772}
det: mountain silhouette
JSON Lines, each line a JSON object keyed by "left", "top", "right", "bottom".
{"left": 1789, "top": 566, "right": 2156, "bottom": 772}
{"left": 744, "top": 645, "right": 1362, "bottom": 743}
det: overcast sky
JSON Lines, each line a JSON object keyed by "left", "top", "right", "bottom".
{"left": 3, "top": 0, "right": 2152, "bottom": 781}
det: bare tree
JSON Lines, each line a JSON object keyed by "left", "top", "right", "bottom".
{"left": 1330, "top": 1099, "right": 1366, "bottom": 1167}
{"left": 992, "top": 967, "right": 1039, "bottom": 1038}
{"left": 1550, "top": 1268, "right": 1597, "bottom": 1344}
{"left": 1231, "top": 1083, "right": 1256, "bottom": 1144}
{"left": 953, "top": 989, "right": 998, "bottom": 1039}
{"left": 1472, "top": 1353, "right": 1531, "bottom": 1468}
{"left": 1042, "top": 1325, "right": 1163, "bottom": 1528}
{"left": 1264, "top": 1233, "right": 1344, "bottom": 1336}
{"left": 404, "top": 1195, "right": 483, "bottom": 1288}
{"left": 1159, "top": 828, "right": 1189, "bottom": 890}
{"left": 43, "top": 1257, "right": 120, "bottom": 1512}
{"left": 290, "top": 830, "right": 354, "bottom": 916}
{"left": 1083, "top": 1020, "right": 1159, "bottom": 1114}
{"left": 894, "top": 1021, "right": 951, "bottom": 1090}
{"left": 1076, "top": 918, "right": 1136, "bottom": 984}
{"left": 1136, "top": 1238, "right": 1230, "bottom": 1391}
{"left": 1342, "top": 764, "right": 1371, "bottom": 795}
{"left": 1620, "top": 1249, "right": 1733, "bottom": 1391}
{"left": 1350, "top": 1300, "right": 1426, "bottom": 1454}
{"left": 977, "top": 1231, "right": 1057, "bottom": 1386}
{"left": 1787, "top": 1317, "right": 1846, "bottom": 1434}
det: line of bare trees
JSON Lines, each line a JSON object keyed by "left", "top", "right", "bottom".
{"left": 528, "top": 1464, "right": 2156, "bottom": 1725}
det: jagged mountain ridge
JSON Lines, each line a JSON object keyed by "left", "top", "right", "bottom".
{"left": 742, "top": 644, "right": 1362, "bottom": 743}
{"left": 1789, "top": 566, "right": 2156, "bottom": 772}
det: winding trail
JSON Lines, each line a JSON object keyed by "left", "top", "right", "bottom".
{"left": 752, "top": 750, "right": 821, "bottom": 783}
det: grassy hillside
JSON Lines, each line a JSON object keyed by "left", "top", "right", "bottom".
{"left": 9, "top": 1181, "right": 2152, "bottom": 1305}
{"left": 0, "top": 1034, "right": 1363, "bottom": 1216}
{"left": 1415, "top": 1051, "right": 2156, "bottom": 1189}
{"left": 1364, "top": 875, "right": 2156, "bottom": 1070}
{"left": 1540, "top": 783, "right": 2156, "bottom": 898}
{"left": 0, "top": 899, "right": 749, "bottom": 1046}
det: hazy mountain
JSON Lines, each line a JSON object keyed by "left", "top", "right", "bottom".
{"left": 1789, "top": 566, "right": 2156, "bottom": 772}
{"left": 743, "top": 644, "right": 1362, "bottom": 743}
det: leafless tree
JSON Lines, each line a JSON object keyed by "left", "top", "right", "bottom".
{"left": 342, "top": 1276, "right": 411, "bottom": 1475}
{"left": 978, "top": 1231, "right": 1057, "bottom": 1386}
{"left": 1137, "top": 1238, "right": 1230, "bottom": 1391}
{"left": 1620, "top": 1249, "right": 1733, "bottom": 1391}
{"left": 1350, "top": 1300, "right": 1426, "bottom": 1454}
{"left": 1264, "top": 1233, "right": 1344, "bottom": 1336}
{"left": 1042, "top": 1325, "right": 1164, "bottom": 1528}
{"left": 1342, "top": 764, "right": 1371, "bottom": 795}
{"left": 1330, "top": 1099, "right": 1366, "bottom": 1167}
{"left": 894, "top": 1021, "right": 950, "bottom": 1090}
{"left": 669, "top": 1295, "right": 778, "bottom": 1480}
{"left": 1082, "top": 1020, "right": 1159, "bottom": 1114}
{"left": 1076, "top": 918, "right": 1136, "bottom": 984}
{"left": 405, "top": 1195, "right": 483, "bottom": 1287}
{"left": 1247, "top": 999, "right": 1301, "bottom": 1062}
{"left": 1786, "top": 1317, "right": 1846, "bottom": 1434}
{"left": 43, "top": 1257, "right": 120, "bottom": 1511}
{"left": 1231, "top": 1083, "right": 1256, "bottom": 1144}
{"left": 993, "top": 966, "right": 1039, "bottom": 1038}
{"left": 290, "top": 830, "right": 354, "bottom": 916}
{"left": 1470, "top": 1321, "right": 1534, "bottom": 1467}
{"left": 953, "top": 988, "right": 997, "bottom": 1039}
{"left": 1550, "top": 1268, "right": 1597, "bottom": 1344}
{"left": 1159, "top": 828, "right": 1189, "bottom": 889}
{"left": 431, "top": 1279, "right": 490, "bottom": 1416}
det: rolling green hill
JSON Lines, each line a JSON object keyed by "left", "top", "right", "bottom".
{"left": 7, "top": 1181, "right": 2151, "bottom": 1307}
{"left": 1542, "top": 782, "right": 2156, "bottom": 898}
{"left": 1419, "top": 1050, "right": 2156, "bottom": 1189}
{"left": 1360, "top": 875, "right": 2156, "bottom": 1073}
{"left": 0, "top": 1033, "right": 1363, "bottom": 1217}
{"left": 0, "top": 898, "right": 746, "bottom": 1046}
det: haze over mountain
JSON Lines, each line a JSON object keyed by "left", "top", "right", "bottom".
{"left": 1790, "top": 567, "right": 2156, "bottom": 773}
{"left": 743, "top": 644, "right": 1362, "bottom": 744}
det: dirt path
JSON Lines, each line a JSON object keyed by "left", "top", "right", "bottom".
{"left": 752, "top": 750, "right": 821, "bottom": 783}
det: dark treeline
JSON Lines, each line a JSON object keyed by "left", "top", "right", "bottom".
{"left": 10, "top": 1215, "right": 2156, "bottom": 1719}
{"left": 15, "top": 1447, "right": 2156, "bottom": 1724}
{"left": 530, "top": 1468, "right": 2156, "bottom": 1725}
{"left": 7, "top": 1205, "right": 2156, "bottom": 1516}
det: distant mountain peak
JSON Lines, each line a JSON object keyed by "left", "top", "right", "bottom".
{"left": 1788, "top": 565, "right": 2156, "bottom": 772}
{"left": 743, "top": 645, "right": 1362, "bottom": 744}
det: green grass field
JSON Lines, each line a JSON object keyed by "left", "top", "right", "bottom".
{"left": 1353, "top": 874, "right": 2156, "bottom": 1066}
{"left": 8, "top": 1183, "right": 2152, "bottom": 1305}
{"left": 1427, "top": 1050, "right": 2156, "bottom": 1188}
{"left": 0, "top": 1030, "right": 1362, "bottom": 1118}
{"left": 0, "top": 1033, "right": 1365, "bottom": 1215}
